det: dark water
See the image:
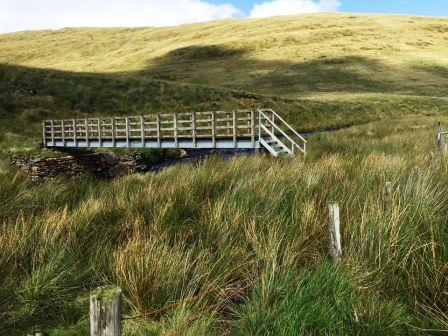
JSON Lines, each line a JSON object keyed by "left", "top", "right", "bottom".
{"left": 147, "top": 128, "right": 346, "bottom": 172}
{"left": 148, "top": 149, "right": 256, "bottom": 172}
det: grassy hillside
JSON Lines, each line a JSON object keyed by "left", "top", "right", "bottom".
{"left": 1, "top": 14, "right": 448, "bottom": 154}
{"left": 2, "top": 14, "right": 448, "bottom": 101}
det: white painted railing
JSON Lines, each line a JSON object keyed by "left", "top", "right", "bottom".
{"left": 258, "top": 109, "right": 307, "bottom": 155}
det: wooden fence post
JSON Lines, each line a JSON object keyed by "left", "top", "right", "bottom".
{"left": 430, "top": 151, "right": 435, "bottom": 166}
{"left": 385, "top": 182, "right": 392, "bottom": 200}
{"left": 328, "top": 202, "right": 341, "bottom": 263}
{"left": 90, "top": 286, "right": 122, "bottom": 336}
{"left": 384, "top": 182, "right": 393, "bottom": 210}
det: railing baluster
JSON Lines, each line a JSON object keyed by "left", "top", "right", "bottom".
{"left": 85, "top": 118, "right": 89, "bottom": 148}
{"left": 140, "top": 116, "right": 145, "bottom": 148}
{"left": 174, "top": 113, "right": 178, "bottom": 148}
{"left": 232, "top": 110, "right": 237, "bottom": 148}
{"left": 98, "top": 117, "right": 102, "bottom": 148}
{"left": 156, "top": 114, "right": 161, "bottom": 148}
{"left": 125, "top": 117, "right": 130, "bottom": 148}
{"left": 192, "top": 112, "right": 197, "bottom": 148}
{"left": 73, "top": 119, "right": 77, "bottom": 146}
{"left": 250, "top": 109, "right": 255, "bottom": 149}
{"left": 61, "top": 120, "right": 66, "bottom": 146}
{"left": 212, "top": 111, "right": 216, "bottom": 148}
{"left": 112, "top": 117, "right": 116, "bottom": 147}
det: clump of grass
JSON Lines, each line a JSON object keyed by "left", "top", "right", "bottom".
{"left": 233, "top": 263, "right": 416, "bottom": 335}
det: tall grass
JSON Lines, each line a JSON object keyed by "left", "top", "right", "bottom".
{"left": 0, "top": 116, "right": 447, "bottom": 334}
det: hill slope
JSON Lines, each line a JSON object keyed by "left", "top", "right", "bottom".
{"left": 1, "top": 14, "right": 448, "bottom": 154}
{"left": 1, "top": 14, "right": 448, "bottom": 335}
{"left": 1, "top": 13, "right": 448, "bottom": 101}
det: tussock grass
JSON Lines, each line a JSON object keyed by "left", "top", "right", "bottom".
{"left": 1, "top": 13, "right": 448, "bottom": 335}
{"left": 1, "top": 117, "right": 447, "bottom": 334}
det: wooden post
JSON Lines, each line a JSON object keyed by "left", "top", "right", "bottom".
{"left": 112, "top": 117, "right": 116, "bottom": 147}
{"left": 384, "top": 182, "right": 393, "bottom": 210}
{"left": 211, "top": 111, "right": 216, "bottom": 148}
{"left": 256, "top": 110, "right": 262, "bottom": 155}
{"left": 42, "top": 121, "right": 46, "bottom": 147}
{"left": 50, "top": 120, "right": 55, "bottom": 146}
{"left": 328, "top": 202, "right": 341, "bottom": 263}
{"left": 232, "top": 110, "right": 237, "bottom": 148}
{"left": 430, "top": 151, "right": 436, "bottom": 166}
{"left": 438, "top": 122, "right": 443, "bottom": 152}
{"left": 98, "top": 118, "right": 102, "bottom": 148}
{"left": 192, "top": 112, "right": 197, "bottom": 149}
{"left": 125, "top": 117, "right": 130, "bottom": 148}
{"left": 90, "top": 286, "right": 122, "bottom": 336}
{"left": 73, "top": 118, "right": 77, "bottom": 146}
{"left": 85, "top": 118, "right": 90, "bottom": 148}
{"left": 250, "top": 109, "right": 255, "bottom": 149}
{"left": 226, "top": 111, "right": 232, "bottom": 136}
{"left": 140, "top": 116, "right": 145, "bottom": 148}
{"left": 385, "top": 182, "right": 392, "bottom": 200}
{"left": 174, "top": 113, "right": 178, "bottom": 148}
{"left": 156, "top": 114, "right": 161, "bottom": 149}
{"left": 61, "top": 120, "right": 66, "bottom": 146}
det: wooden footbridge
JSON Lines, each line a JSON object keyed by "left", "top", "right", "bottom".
{"left": 43, "top": 109, "right": 307, "bottom": 157}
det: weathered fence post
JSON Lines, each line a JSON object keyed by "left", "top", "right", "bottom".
{"left": 90, "top": 286, "right": 122, "bottom": 336}
{"left": 385, "top": 182, "right": 392, "bottom": 200}
{"left": 328, "top": 202, "right": 342, "bottom": 263}
{"left": 430, "top": 151, "right": 435, "bottom": 166}
{"left": 384, "top": 181, "right": 393, "bottom": 210}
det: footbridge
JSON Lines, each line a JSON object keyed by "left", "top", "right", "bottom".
{"left": 43, "top": 109, "right": 307, "bottom": 157}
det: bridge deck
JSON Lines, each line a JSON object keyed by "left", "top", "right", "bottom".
{"left": 45, "top": 136, "right": 259, "bottom": 149}
{"left": 44, "top": 110, "right": 264, "bottom": 150}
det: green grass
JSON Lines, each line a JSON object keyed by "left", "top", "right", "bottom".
{"left": 1, "top": 117, "right": 447, "bottom": 335}
{"left": 1, "top": 13, "right": 448, "bottom": 335}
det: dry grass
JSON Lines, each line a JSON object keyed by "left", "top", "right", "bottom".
{"left": 1, "top": 14, "right": 448, "bottom": 102}
{"left": 0, "top": 116, "right": 447, "bottom": 334}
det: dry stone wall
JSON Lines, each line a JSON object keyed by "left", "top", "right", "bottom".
{"left": 10, "top": 153, "right": 145, "bottom": 183}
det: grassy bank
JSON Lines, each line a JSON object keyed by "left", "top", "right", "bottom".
{"left": 1, "top": 116, "right": 447, "bottom": 335}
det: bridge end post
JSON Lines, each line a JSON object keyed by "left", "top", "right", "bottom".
{"left": 42, "top": 121, "right": 47, "bottom": 148}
